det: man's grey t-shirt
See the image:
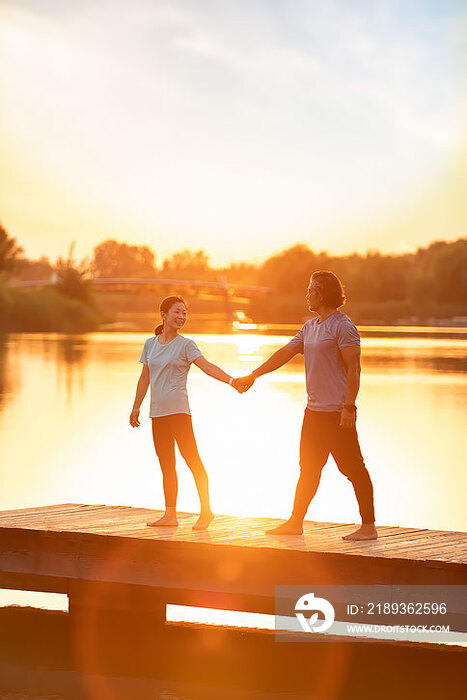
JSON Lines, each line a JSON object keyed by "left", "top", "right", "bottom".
{"left": 139, "top": 335, "right": 203, "bottom": 418}
{"left": 286, "top": 311, "right": 360, "bottom": 412}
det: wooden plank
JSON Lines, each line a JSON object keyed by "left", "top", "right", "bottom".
{"left": 0, "top": 504, "right": 454, "bottom": 537}
{"left": 0, "top": 506, "right": 140, "bottom": 531}
{"left": 390, "top": 541, "right": 466, "bottom": 555}
{"left": 2, "top": 523, "right": 462, "bottom": 564}
{"left": 0, "top": 503, "right": 110, "bottom": 518}
{"left": 0, "top": 570, "right": 69, "bottom": 594}
{"left": 0, "top": 504, "right": 107, "bottom": 526}
{"left": 2, "top": 531, "right": 466, "bottom": 591}
{"left": 10, "top": 531, "right": 462, "bottom": 564}
{"left": 0, "top": 503, "right": 81, "bottom": 517}
{"left": 0, "top": 504, "right": 465, "bottom": 573}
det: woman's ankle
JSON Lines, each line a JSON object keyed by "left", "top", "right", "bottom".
{"left": 290, "top": 514, "right": 304, "bottom": 525}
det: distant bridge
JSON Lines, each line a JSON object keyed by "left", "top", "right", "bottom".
{"left": 11, "top": 276, "right": 270, "bottom": 295}
{"left": 11, "top": 276, "right": 271, "bottom": 324}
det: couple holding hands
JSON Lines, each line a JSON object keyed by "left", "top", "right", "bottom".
{"left": 129, "top": 270, "right": 377, "bottom": 540}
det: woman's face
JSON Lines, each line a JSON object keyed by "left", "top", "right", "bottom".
{"left": 163, "top": 302, "right": 187, "bottom": 331}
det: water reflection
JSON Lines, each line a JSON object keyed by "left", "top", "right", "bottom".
{"left": 55, "top": 336, "right": 89, "bottom": 405}
{"left": 0, "top": 336, "right": 24, "bottom": 414}
{"left": 57, "top": 336, "right": 89, "bottom": 366}
{"left": 0, "top": 336, "right": 9, "bottom": 408}
{"left": 361, "top": 337, "right": 467, "bottom": 374}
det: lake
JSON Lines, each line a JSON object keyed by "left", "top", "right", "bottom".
{"left": 1, "top": 329, "right": 466, "bottom": 534}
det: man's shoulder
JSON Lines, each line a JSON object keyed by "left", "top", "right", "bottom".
{"left": 333, "top": 310, "right": 356, "bottom": 325}
{"left": 302, "top": 312, "right": 355, "bottom": 329}
{"left": 331, "top": 311, "right": 360, "bottom": 339}
{"left": 301, "top": 317, "right": 318, "bottom": 330}
{"left": 295, "top": 318, "right": 316, "bottom": 338}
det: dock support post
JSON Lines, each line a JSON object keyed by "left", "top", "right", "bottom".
{"left": 68, "top": 581, "right": 167, "bottom": 676}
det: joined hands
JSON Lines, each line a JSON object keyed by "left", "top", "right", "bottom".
{"left": 232, "top": 374, "right": 255, "bottom": 394}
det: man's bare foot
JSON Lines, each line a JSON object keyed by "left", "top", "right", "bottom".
{"left": 265, "top": 519, "right": 303, "bottom": 535}
{"left": 342, "top": 523, "right": 378, "bottom": 541}
{"left": 193, "top": 511, "right": 214, "bottom": 530}
{"left": 146, "top": 514, "right": 178, "bottom": 527}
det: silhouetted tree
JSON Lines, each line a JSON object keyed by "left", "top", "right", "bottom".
{"left": 221, "top": 261, "right": 260, "bottom": 285}
{"left": 55, "top": 243, "right": 92, "bottom": 304}
{"left": 340, "top": 251, "right": 410, "bottom": 302}
{"left": 14, "top": 256, "right": 53, "bottom": 281}
{"left": 162, "top": 249, "right": 213, "bottom": 279}
{"left": 410, "top": 239, "right": 467, "bottom": 304}
{"left": 258, "top": 244, "right": 329, "bottom": 294}
{"left": 92, "top": 239, "right": 156, "bottom": 278}
{"left": 0, "top": 222, "right": 23, "bottom": 275}
{"left": 430, "top": 239, "right": 467, "bottom": 303}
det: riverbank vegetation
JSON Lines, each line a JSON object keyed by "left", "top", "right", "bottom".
{"left": 1, "top": 221, "right": 466, "bottom": 330}
{"left": 0, "top": 283, "right": 103, "bottom": 332}
{"left": 0, "top": 228, "right": 103, "bottom": 332}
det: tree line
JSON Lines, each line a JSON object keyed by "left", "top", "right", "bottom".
{"left": 1, "top": 222, "right": 466, "bottom": 325}
{"left": 249, "top": 240, "right": 467, "bottom": 322}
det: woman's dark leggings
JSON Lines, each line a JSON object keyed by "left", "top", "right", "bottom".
{"left": 151, "top": 413, "right": 210, "bottom": 511}
{"left": 292, "top": 409, "right": 375, "bottom": 524}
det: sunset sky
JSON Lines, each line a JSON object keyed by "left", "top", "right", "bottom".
{"left": 1, "top": 0, "right": 465, "bottom": 266}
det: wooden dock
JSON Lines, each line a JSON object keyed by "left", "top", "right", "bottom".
{"left": 0, "top": 503, "right": 465, "bottom": 698}
{"left": 0, "top": 503, "right": 465, "bottom": 601}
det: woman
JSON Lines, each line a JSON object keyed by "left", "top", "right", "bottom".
{"left": 130, "top": 295, "right": 239, "bottom": 530}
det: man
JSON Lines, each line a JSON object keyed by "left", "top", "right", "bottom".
{"left": 234, "top": 270, "right": 377, "bottom": 541}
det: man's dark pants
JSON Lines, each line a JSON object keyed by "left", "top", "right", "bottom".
{"left": 292, "top": 409, "right": 375, "bottom": 524}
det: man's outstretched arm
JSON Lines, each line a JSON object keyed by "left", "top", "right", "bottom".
{"left": 252, "top": 344, "right": 299, "bottom": 378}
{"left": 233, "top": 344, "right": 299, "bottom": 391}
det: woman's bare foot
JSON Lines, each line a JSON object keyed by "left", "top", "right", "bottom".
{"left": 146, "top": 514, "right": 178, "bottom": 527}
{"left": 193, "top": 511, "right": 214, "bottom": 530}
{"left": 265, "top": 519, "right": 303, "bottom": 535}
{"left": 342, "top": 523, "right": 378, "bottom": 541}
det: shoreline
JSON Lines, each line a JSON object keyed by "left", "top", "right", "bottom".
{"left": 3, "top": 323, "right": 466, "bottom": 339}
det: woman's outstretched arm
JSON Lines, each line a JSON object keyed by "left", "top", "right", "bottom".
{"left": 193, "top": 356, "right": 235, "bottom": 387}
{"left": 130, "top": 364, "right": 150, "bottom": 427}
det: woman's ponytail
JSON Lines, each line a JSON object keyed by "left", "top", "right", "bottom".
{"left": 154, "top": 323, "right": 164, "bottom": 335}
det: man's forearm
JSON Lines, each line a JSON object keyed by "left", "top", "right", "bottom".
{"left": 252, "top": 346, "right": 294, "bottom": 378}
{"left": 344, "top": 363, "right": 360, "bottom": 404}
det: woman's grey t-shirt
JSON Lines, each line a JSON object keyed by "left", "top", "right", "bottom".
{"left": 286, "top": 311, "right": 360, "bottom": 412}
{"left": 139, "top": 335, "right": 203, "bottom": 417}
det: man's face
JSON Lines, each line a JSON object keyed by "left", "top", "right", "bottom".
{"left": 306, "top": 281, "right": 322, "bottom": 311}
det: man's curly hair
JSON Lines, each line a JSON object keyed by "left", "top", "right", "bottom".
{"left": 311, "top": 271, "right": 346, "bottom": 307}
